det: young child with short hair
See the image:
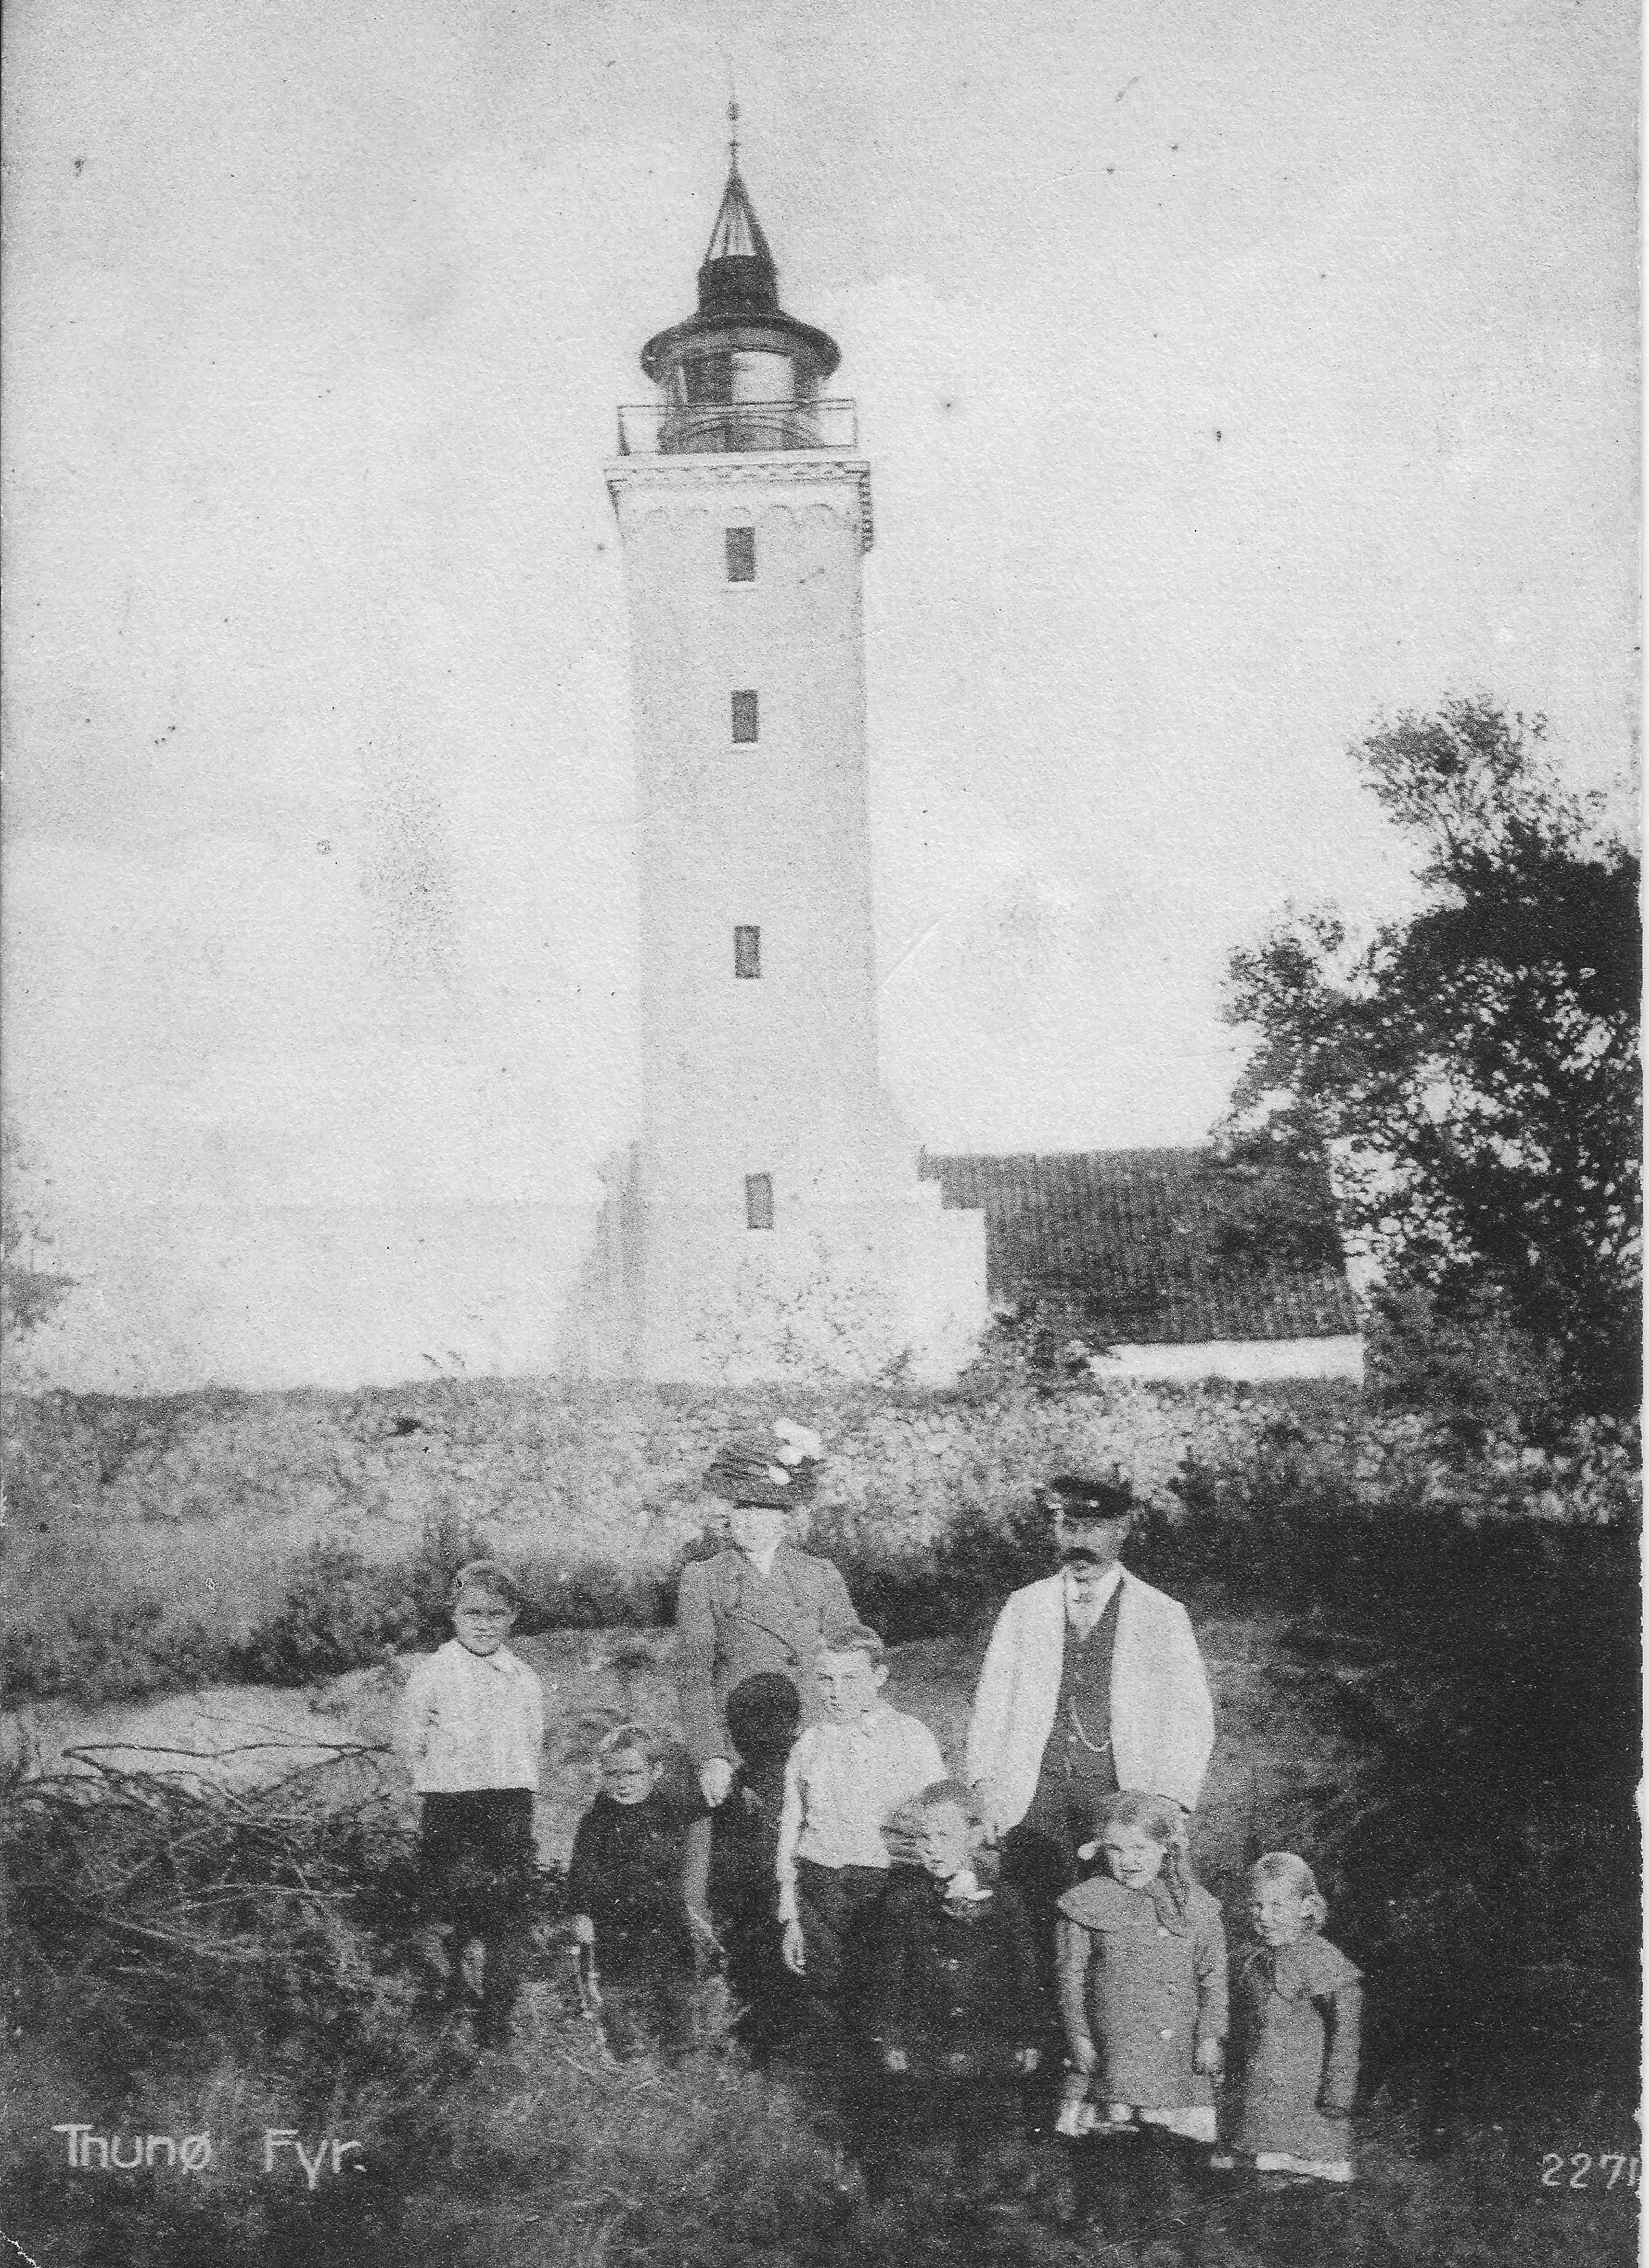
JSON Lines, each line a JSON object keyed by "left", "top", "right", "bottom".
{"left": 706, "top": 1672, "right": 807, "bottom": 2062}
{"left": 775, "top": 1625, "right": 945, "bottom": 2022}
{"left": 1217, "top": 1852, "right": 1362, "bottom": 2184}
{"left": 860, "top": 1779, "right": 1043, "bottom": 2200}
{"left": 1055, "top": 1790, "right": 1228, "bottom": 2144}
{"left": 399, "top": 1559, "right": 545, "bottom": 2048}
{"left": 567, "top": 1724, "right": 703, "bottom": 2058}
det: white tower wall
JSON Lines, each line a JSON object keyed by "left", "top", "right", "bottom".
{"left": 604, "top": 452, "right": 985, "bottom": 1382}
{"left": 612, "top": 458, "right": 904, "bottom": 1202}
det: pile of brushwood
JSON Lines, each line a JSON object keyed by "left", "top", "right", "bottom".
{"left": 1, "top": 1751, "right": 851, "bottom": 2268}
{"left": 5, "top": 1747, "right": 429, "bottom": 2062}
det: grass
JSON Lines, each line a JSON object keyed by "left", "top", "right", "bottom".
{"left": 6, "top": 1918, "right": 1637, "bottom": 2268}
{"left": 2, "top": 1519, "right": 304, "bottom": 1701}
{"left": 16, "top": 2049, "right": 1635, "bottom": 2268}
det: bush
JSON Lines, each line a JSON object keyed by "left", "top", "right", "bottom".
{"left": 1366, "top": 1279, "right": 1571, "bottom": 1446}
{"left": 244, "top": 1528, "right": 677, "bottom": 1688}
{"left": 810, "top": 1417, "right": 1370, "bottom": 1641}
{"left": 245, "top": 1541, "right": 427, "bottom": 1684}
{"left": 809, "top": 1492, "right": 1050, "bottom": 1644}
{"left": 3, "top": 1595, "right": 238, "bottom": 1705}
{"left": 1311, "top": 1515, "right": 1641, "bottom": 2129}
{"left": 4, "top": 1758, "right": 426, "bottom": 2066}
{"left": 1136, "top": 1418, "right": 1370, "bottom": 1608}
{"left": 515, "top": 1556, "right": 675, "bottom": 1635}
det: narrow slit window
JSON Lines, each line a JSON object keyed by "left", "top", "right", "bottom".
{"left": 745, "top": 1174, "right": 774, "bottom": 1230}
{"left": 734, "top": 925, "right": 761, "bottom": 979}
{"left": 731, "top": 689, "right": 760, "bottom": 744}
{"left": 726, "top": 526, "right": 756, "bottom": 583}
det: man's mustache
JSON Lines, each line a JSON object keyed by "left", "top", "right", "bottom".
{"left": 1060, "top": 1545, "right": 1107, "bottom": 1567}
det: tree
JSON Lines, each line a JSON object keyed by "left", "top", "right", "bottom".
{"left": 1, "top": 1115, "right": 75, "bottom": 1352}
{"left": 1222, "top": 699, "right": 1640, "bottom": 1419}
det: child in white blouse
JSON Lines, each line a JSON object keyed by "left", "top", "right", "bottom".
{"left": 399, "top": 1560, "right": 545, "bottom": 2047}
{"left": 776, "top": 1626, "right": 944, "bottom": 2020}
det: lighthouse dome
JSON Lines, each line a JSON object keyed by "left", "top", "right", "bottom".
{"left": 640, "top": 127, "right": 840, "bottom": 452}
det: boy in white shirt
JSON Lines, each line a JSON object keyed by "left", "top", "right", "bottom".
{"left": 400, "top": 1559, "right": 545, "bottom": 2047}
{"left": 777, "top": 1625, "right": 944, "bottom": 2022}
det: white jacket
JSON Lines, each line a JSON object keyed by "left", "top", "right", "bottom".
{"left": 964, "top": 1570, "right": 1214, "bottom": 1825}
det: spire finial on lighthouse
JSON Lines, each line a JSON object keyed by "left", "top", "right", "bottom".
{"left": 728, "top": 92, "right": 740, "bottom": 169}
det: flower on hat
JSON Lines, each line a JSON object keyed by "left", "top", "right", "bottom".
{"left": 706, "top": 1420, "right": 824, "bottom": 1508}
{"left": 772, "top": 1419, "right": 824, "bottom": 1466}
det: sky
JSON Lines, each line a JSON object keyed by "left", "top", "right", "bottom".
{"left": 3, "top": 0, "right": 1639, "bottom": 1273}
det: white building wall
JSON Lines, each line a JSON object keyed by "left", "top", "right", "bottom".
{"left": 634, "top": 1190, "right": 984, "bottom": 1385}
{"left": 1088, "top": 1335, "right": 1366, "bottom": 1384}
{"left": 15, "top": 1202, "right": 603, "bottom": 1395}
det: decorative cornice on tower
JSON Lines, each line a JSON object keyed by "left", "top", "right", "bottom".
{"left": 605, "top": 454, "right": 874, "bottom": 552}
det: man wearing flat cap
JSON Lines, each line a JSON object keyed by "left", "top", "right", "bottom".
{"left": 676, "top": 1420, "right": 860, "bottom": 1810}
{"left": 965, "top": 1473, "right": 1214, "bottom": 1947}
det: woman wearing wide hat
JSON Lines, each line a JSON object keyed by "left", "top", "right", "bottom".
{"left": 677, "top": 1419, "right": 859, "bottom": 1806}
{"left": 676, "top": 1420, "right": 861, "bottom": 1959}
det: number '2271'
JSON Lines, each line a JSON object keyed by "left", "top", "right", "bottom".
{"left": 1540, "top": 2153, "right": 1638, "bottom": 2191}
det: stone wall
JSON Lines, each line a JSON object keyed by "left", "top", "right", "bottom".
{"left": 8, "top": 1369, "right": 1632, "bottom": 1607}
{"left": 9, "top": 1373, "right": 1338, "bottom": 1567}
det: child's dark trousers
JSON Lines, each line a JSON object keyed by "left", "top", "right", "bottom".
{"left": 420, "top": 1789, "right": 536, "bottom": 2043}
{"left": 852, "top": 2072, "right": 1027, "bottom": 2205}
{"left": 795, "top": 1857, "right": 887, "bottom": 2023}
{"left": 598, "top": 1956, "right": 698, "bottom": 2060}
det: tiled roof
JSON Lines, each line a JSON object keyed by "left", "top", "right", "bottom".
{"left": 920, "top": 1147, "right": 1361, "bottom": 1346}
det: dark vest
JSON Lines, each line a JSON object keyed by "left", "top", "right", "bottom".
{"left": 1025, "top": 1584, "right": 1123, "bottom": 1833}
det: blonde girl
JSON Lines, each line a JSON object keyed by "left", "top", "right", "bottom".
{"left": 1054, "top": 1790, "right": 1227, "bottom": 2143}
{"left": 1218, "top": 1852, "right": 1362, "bottom": 2183}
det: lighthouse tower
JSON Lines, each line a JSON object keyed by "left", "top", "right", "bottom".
{"left": 602, "top": 123, "right": 985, "bottom": 1382}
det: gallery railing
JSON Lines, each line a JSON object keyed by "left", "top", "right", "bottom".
{"left": 615, "top": 399, "right": 859, "bottom": 456}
